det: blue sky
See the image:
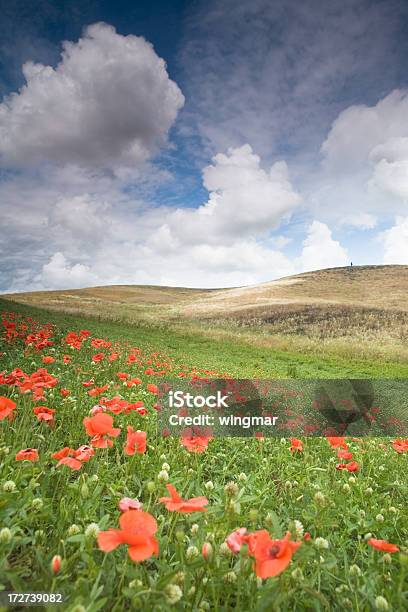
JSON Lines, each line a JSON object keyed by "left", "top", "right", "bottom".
{"left": 1, "top": 0, "right": 408, "bottom": 291}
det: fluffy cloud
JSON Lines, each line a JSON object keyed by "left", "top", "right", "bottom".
{"left": 1, "top": 143, "right": 301, "bottom": 292}
{"left": 163, "top": 144, "right": 301, "bottom": 245}
{"left": 321, "top": 90, "right": 408, "bottom": 206}
{"left": 322, "top": 90, "right": 408, "bottom": 170}
{"left": 381, "top": 217, "right": 408, "bottom": 264}
{"left": 0, "top": 23, "right": 184, "bottom": 169}
{"left": 39, "top": 252, "right": 99, "bottom": 289}
{"left": 297, "top": 221, "right": 349, "bottom": 272}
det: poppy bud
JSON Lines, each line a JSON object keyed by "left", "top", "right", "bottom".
{"left": 202, "top": 542, "right": 213, "bottom": 560}
{"left": 80, "top": 482, "right": 89, "bottom": 499}
{"left": 375, "top": 596, "right": 389, "bottom": 611}
{"left": 249, "top": 508, "right": 258, "bottom": 522}
{"left": 175, "top": 529, "right": 185, "bottom": 543}
{"left": 51, "top": 555, "right": 62, "bottom": 574}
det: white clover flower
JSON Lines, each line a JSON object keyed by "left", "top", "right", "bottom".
{"left": 164, "top": 584, "right": 182, "bottom": 604}
{"left": 314, "top": 537, "right": 329, "bottom": 550}
{"left": 204, "top": 481, "right": 214, "bottom": 491}
{"left": 68, "top": 524, "right": 81, "bottom": 536}
{"left": 161, "top": 462, "right": 170, "bottom": 471}
{"left": 376, "top": 514, "right": 385, "bottom": 523}
{"left": 291, "top": 567, "right": 304, "bottom": 580}
{"left": 157, "top": 470, "right": 169, "bottom": 482}
{"left": 32, "top": 498, "right": 43, "bottom": 510}
{"left": 292, "top": 520, "right": 304, "bottom": 539}
{"left": 314, "top": 491, "right": 325, "bottom": 505}
{"left": 349, "top": 564, "right": 362, "bottom": 577}
{"left": 3, "top": 480, "right": 16, "bottom": 492}
{"left": 186, "top": 545, "right": 199, "bottom": 560}
{"left": 223, "top": 571, "right": 237, "bottom": 584}
{"left": 85, "top": 523, "right": 100, "bottom": 538}
{"left": 224, "top": 481, "right": 239, "bottom": 496}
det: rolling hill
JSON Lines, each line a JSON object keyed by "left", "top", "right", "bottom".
{"left": 4, "top": 264, "right": 408, "bottom": 320}
{"left": 2, "top": 265, "right": 408, "bottom": 373}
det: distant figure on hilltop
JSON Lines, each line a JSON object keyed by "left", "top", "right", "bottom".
{"left": 350, "top": 261, "right": 353, "bottom": 271}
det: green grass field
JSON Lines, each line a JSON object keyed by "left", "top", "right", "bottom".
{"left": 0, "top": 290, "right": 407, "bottom": 611}
{"left": 1, "top": 298, "right": 407, "bottom": 379}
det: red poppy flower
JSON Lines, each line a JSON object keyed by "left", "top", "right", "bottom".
{"left": 88, "top": 384, "right": 110, "bottom": 397}
{"left": 16, "top": 448, "right": 39, "bottom": 461}
{"left": 124, "top": 427, "right": 147, "bottom": 455}
{"left": 42, "top": 356, "right": 55, "bottom": 364}
{"left": 52, "top": 447, "right": 74, "bottom": 460}
{"left": 52, "top": 444, "right": 94, "bottom": 470}
{"left": 97, "top": 510, "right": 159, "bottom": 562}
{"left": 180, "top": 430, "right": 212, "bottom": 453}
{"left": 368, "top": 538, "right": 399, "bottom": 553}
{"left": 346, "top": 461, "right": 359, "bottom": 472}
{"left": 125, "top": 377, "right": 142, "bottom": 388}
{"left": 33, "top": 406, "right": 56, "bottom": 423}
{"left": 159, "top": 484, "right": 208, "bottom": 513}
{"left": 226, "top": 528, "right": 248, "bottom": 553}
{"left": 336, "top": 461, "right": 359, "bottom": 472}
{"left": 146, "top": 383, "right": 158, "bottom": 394}
{"left": 83, "top": 413, "right": 121, "bottom": 438}
{"left": 327, "top": 437, "right": 348, "bottom": 449}
{"left": 250, "top": 531, "right": 302, "bottom": 579}
{"left": 392, "top": 439, "right": 408, "bottom": 453}
{"left": 290, "top": 438, "right": 303, "bottom": 453}
{"left": 337, "top": 449, "right": 353, "bottom": 460}
{"left": 75, "top": 445, "right": 94, "bottom": 462}
{"left": 57, "top": 456, "right": 83, "bottom": 470}
{"left": 117, "top": 372, "right": 129, "bottom": 381}
{"left": 0, "top": 396, "right": 16, "bottom": 421}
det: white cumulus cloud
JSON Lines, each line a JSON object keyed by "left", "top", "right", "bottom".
{"left": 297, "top": 221, "right": 349, "bottom": 272}
{"left": 380, "top": 217, "right": 408, "bottom": 264}
{"left": 164, "top": 144, "right": 301, "bottom": 244}
{"left": 0, "top": 22, "right": 184, "bottom": 170}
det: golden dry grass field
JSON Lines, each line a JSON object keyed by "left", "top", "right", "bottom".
{"left": 4, "top": 265, "right": 408, "bottom": 366}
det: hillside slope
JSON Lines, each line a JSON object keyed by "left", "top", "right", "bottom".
{"left": 4, "top": 265, "right": 408, "bottom": 318}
